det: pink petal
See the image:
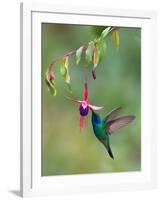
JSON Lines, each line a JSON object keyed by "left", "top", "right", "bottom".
{"left": 80, "top": 100, "right": 88, "bottom": 109}
{"left": 88, "top": 104, "right": 103, "bottom": 110}
{"left": 65, "top": 96, "right": 82, "bottom": 104}
{"left": 80, "top": 116, "right": 85, "bottom": 132}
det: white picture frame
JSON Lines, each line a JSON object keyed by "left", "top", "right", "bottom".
{"left": 20, "top": 2, "right": 157, "bottom": 197}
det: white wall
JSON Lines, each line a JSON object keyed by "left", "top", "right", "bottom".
{"left": 0, "top": 0, "right": 160, "bottom": 199}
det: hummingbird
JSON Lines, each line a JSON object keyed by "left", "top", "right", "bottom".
{"left": 91, "top": 107, "right": 135, "bottom": 159}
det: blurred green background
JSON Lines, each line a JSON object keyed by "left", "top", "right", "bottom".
{"left": 42, "top": 24, "right": 141, "bottom": 176}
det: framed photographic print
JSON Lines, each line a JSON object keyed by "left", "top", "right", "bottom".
{"left": 20, "top": 2, "right": 157, "bottom": 197}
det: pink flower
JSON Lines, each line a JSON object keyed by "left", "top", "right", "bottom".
{"left": 65, "top": 83, "right": 103, "bottom": 131}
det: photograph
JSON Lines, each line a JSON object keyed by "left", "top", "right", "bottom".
{"left": 42, "top": 24, "right": 141, "bottom": 176}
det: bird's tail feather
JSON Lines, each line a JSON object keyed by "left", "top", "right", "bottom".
{"left": 107, "top": 145, "right": 114, "bottom": 159}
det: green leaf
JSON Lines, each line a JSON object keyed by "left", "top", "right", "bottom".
{"left": 92, "top": 42, "right": 101, "bottom": 80}
{"left": 97, "top": 39, "right": 107, "bottom": 60}
{"left": 85, "top": 41, "right": 94, "bottom": 63}
{"left": 101, "top": 27, "right": 111, "bottom": 39}
{"left": 60, "top": 56, "right": 70, "bottom": 84}
{"left": 93, "top": 42, "right": 101, "bottom": 66}
{"left": 60, "top": 56, "right": 72, "bottom": 93}
{"left": 112, "top": 29, "right": 120, "bottom": 48}
{"left": 76, "top": 46, "right": 84, "bottom": 64}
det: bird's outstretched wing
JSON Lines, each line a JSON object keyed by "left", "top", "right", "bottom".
{"left": 103, "top": 107, "right": 122, "bottom": 124}
{"left": 105, "top": 115, "right": 135, "bottom": 135}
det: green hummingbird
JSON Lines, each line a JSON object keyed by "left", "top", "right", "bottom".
{"left": 91, "top": 107, "right": 135, "bottom": 159}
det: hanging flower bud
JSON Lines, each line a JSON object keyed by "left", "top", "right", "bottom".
{"left": 45, "top": 65, "right": 56, "bottom": 96}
